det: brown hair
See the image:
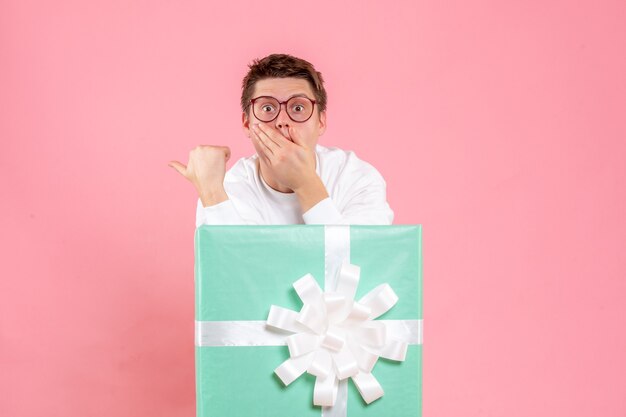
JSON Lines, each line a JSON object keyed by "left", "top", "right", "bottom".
{"left": 241, "top": 53, "right": 327, "bottom": 115}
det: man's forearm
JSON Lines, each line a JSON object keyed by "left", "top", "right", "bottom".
{"left": 293, "top": 176, "right": 330, "bottom": 213}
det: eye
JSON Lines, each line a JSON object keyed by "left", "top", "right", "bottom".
{"left": 261, "top": 104, "right": 275, "bottom": 112}
{"left": 292, "top": 104, "right": 305, "bottom": 112}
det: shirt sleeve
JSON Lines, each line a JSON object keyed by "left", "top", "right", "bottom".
{"left": 195, "top": 198, "right": 260, "bottom": 226}
{"left": 301, "top": 197, "right": 343, "bottom": 224}
{"left": 302, "top": 175, "right": 394, "bottom": 226}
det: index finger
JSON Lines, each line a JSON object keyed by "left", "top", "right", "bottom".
{"left": 215, "top": 146, "right": 231, "bottom": 161}
{"left": 257, "top": 123, "right": 292, "bottom": 146}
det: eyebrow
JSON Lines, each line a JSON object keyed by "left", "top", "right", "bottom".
{"left": 257, "top": 93, "right": 313, "bottom": 100}
{"left": 287, "top": 93, "right": 310, "bottom": 99}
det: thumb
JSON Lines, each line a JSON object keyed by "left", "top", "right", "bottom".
{"left": 168, "top": 160, "right": 188, "bottom": 177}
{"left": 218, "top": 146, "right": 232, "bottom": 162}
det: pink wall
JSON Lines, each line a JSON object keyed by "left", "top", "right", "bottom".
{"left": 1, "top": 0, "right": 625, "bottom": 416}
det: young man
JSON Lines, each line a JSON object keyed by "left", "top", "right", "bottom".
{"left": 169, "top": 54, "right": 394, "bottom": 226}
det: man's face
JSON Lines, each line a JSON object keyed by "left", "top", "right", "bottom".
{"left": 242, "top": 77, "right": 326, "bottom": 151}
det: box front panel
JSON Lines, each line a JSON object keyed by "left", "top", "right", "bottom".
{"left": 195, "top": 225, "right": 422, "bottom": 417}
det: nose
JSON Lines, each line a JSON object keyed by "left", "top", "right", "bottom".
{"left": 275, "top": 102, "right": 291, "bottom": 130}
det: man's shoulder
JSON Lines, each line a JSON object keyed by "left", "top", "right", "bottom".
{"left": 316, "top": 144, "right": 359, "bottom": 169}
{"left": 316, "top": 144, "right": 385, "bottom": 182}
{"left": 225, "top": 153, "right": 259, "bottom": 181}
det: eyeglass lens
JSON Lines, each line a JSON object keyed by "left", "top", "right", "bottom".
{"left": 253, "top": 96, "right": 314, "bottom": 122}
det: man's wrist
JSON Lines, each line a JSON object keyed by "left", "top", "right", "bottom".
{"left": 199, "top": 185, "right": 228, "bottom": 207}
{"left": 293, "top": 175, "right": 329, "bottom": 213}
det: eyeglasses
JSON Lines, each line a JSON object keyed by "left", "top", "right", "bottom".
{"left": 250, "top": 96, "right": 316, "bottom": 123}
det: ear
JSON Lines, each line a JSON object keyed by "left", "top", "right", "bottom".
{"left": 242, "top": 111, "right": 251, "bottom": 137}
{"left": 317, "top": 110, "right": 327, "bottom": 136}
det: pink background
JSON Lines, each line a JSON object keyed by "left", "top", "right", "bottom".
{"left": 1, "top": 0, "right": 625, "bottom": 416}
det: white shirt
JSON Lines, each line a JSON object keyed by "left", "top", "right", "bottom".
{"left": 195, "top": 144, "right": 394, "bottom": 226}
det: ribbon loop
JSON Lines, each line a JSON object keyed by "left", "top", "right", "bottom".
{"left": 352, "top": 371, "right": 384, "bottom": 404}
{"left": 267, "top": 305, "right": 302, "bottom": 333}
{"left": 293, "top": 274, "right": 324, "bottom": 304}
{"left": 347, "top": 341, "right": 379, "bottom": 373}
{"left": 343, "top": 301, "right": 371, "bottom": 324}
{"left": 308, "top": 350, "right": 333, "bottom": 377}
{"left": 321, "top": 326, "right": 345, "bottom": 352}
{"left": 358, "top": 284, "right": 399, "bottom": 319}
{"left": 332, "top": 346, "right": 360, "bottom": 380}
{"left": 287, "top": 333, "right": 320, "bottom": 357}
{"left": 275, "top": 352, "right": 315, "bottom": 386}
{"left": 298, "top": 304, "right": 327, "bottom": 334}
{"left": 314, "top": 372, "right": 339, "bottom": 407}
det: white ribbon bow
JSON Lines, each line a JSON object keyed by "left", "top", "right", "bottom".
{"left": 267, "top": 262, "right": 409, "bottom": 407}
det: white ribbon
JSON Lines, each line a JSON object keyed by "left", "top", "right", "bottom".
{"left": 196, "top": 320, "right": 422, "bottom": 348}
{"left": 195, "top": 225, "right": 422, "bottom": 417}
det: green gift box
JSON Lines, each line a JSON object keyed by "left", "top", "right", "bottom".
{"left": 195, "top": 225, "right": 423, "bottom": 417}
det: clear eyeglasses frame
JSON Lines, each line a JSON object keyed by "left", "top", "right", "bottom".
{"left": 250, "top": 96, "right": 317, "bottom": 123}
